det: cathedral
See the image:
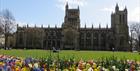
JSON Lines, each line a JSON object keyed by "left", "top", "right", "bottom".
{"left": 15, "top": 4, "right": 130, "bottom": 51}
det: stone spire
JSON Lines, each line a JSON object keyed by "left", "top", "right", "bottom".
{"left": 92, "top": 24, "right": 94, "bottom": 28}
{"left": 48, "top": 24, "right": 50, "bottom": 28}
{"left": 35, "top": 24, "right": 36, "bottom": 28}
{"left": 65, "top": 2, "right": 68, "bottom": 16}
{"left": 106, "top": 24, "right": 108, "bottom": 28}
{"left": 124, "top": 6, "right": 127, "bottom": 13}
{"left": 55, "top": 24, "right": 57, "bottom": 28}
{"left": 66, "top": 2, "right": 68, "bottom": 10}
{"left": 27, "top": 24, "right": 28, "bottom": 28}
{"left": 115, "top": 3, "right": 119, "bottom": 12}
{"left": 78, "top": 5, "right": 79, "bottom": 10}
{"left": 41, "top": 24, "right": 43, "bottom": 28}
{"left": 17, "top": 24, "right": 18, "bottom": 28}
{"left": 99, "top": 24, "right": 101, "bottom": 28}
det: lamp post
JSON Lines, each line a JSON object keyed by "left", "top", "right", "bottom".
{"left": 49, "top": 40, "right": 52, "bottom": 59}
{"left": 130, "top": 30, "right": 133, "bottom": 51}
{"left": 138, "top": 35, "right": 140, "bottom": 52}
{"left": 112, "top": 37, "right": 115, "bottom": 57}
{"left": 112, "top": 47, "right": 115, "bottom": 57}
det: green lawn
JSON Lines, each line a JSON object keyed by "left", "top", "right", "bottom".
{"left": 0, "top": 49, "right": 140, "bottom": 60}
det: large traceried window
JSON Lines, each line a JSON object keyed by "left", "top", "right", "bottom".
{"left": 19, "top": 33, "right": 23, "bottom": 44}
{"left": 93, "top": 33, "right": 98, "bottom": 46}
{"left": 86, "top": 32, "right": 91, "bottom": 46}
{"left": 101, "top": 33, "right": 106, "bottom": 47}
{"left": 80, "top": 32, "right": 84, "bottom": 46}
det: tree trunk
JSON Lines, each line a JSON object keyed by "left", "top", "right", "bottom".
{"left": 5, "top": 34, "right": 8, "bottom": 50}
{"left": 138, "top": 35, "right": 140, "bottom": 51}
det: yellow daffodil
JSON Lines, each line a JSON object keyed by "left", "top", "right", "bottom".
{"left": 92, "top": 63, "right": 97, "bottom": 69}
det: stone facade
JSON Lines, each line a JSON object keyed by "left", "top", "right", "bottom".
{"left": 15, "top": 4, "right": 130, "bottom": 51}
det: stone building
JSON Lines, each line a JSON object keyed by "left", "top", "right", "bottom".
{"left": 15, "top": 4, "right": 130, "bottom": 51}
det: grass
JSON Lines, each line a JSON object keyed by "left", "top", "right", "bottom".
{"left": 0, "top": 49, "right": 140, "bottom": 60}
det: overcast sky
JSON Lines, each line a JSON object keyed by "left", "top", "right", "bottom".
{"left": 1, "top": 0, "right": 140, "bottom": 27}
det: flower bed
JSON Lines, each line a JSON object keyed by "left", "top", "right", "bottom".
{"left": 0, "top": 55, "right": 140, "bottom": 71}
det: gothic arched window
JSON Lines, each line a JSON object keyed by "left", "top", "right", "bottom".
{"left": 86, "top": 32, "right": 91, "bottom": 38}
{"left": 93, "top": 32, "right": 98, "bottom": 46}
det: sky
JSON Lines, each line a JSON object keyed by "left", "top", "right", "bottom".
{"left": 0, "top": 0, "right": 140, "bottom": 28}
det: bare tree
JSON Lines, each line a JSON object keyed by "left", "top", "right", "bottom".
{"left": 0, "top": 9, "right": 16, "bottom": 49}
{"left": 130, "top": 23, "right": 140, "bottom": 51}
{"left": 0, "top": 19, "right": 4, "bottom": 34}
{"left": 0, "top": 12, "right": 4, "bottom": 34}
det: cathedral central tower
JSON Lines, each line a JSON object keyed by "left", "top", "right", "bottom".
{"left": 62, "top": 3, "right": 80, "bottom": 49}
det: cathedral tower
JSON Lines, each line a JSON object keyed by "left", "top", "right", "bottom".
{"left": 111, "top": 4, "right": 130, "bottom": 51}
{"left": 62, "top": 3, "right": 80, "bottom": 50}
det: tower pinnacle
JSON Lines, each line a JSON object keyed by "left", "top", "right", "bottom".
{"left": 115, "top": 3, "right": 119, "bottom": 12}
{"left": 66, "top": 2, "right": 68, "bottom": 10}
